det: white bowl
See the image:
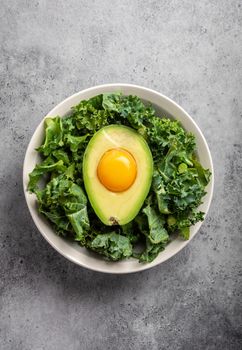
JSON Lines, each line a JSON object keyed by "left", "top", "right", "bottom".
{"left": 23, "top": 84, "right": 214, "bottom": 274}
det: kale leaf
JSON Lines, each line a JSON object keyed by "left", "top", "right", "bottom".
{"left": 90, "top": 232, "right": 132, "bottom": 260}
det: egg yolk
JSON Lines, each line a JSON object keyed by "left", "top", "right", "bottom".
{"left": 97, "top": 148, "right": 137, "bottom": 192}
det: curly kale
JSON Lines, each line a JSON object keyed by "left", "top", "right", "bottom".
{"left": 28, "top": 93, "right": 211, "bottom": 262}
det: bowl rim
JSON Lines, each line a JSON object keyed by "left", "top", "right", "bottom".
{"left": 23, "top": 83, "right": 214, "bottom": 274}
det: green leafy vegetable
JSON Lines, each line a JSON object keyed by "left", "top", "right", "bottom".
{"left": 28, "top": 93, "right": 211, "bottom": 262}
{"left": 28, "top": 158, "right": 66, "bottom": 192}
{"left": 142, "top": 204, "right": 169, "bottom": 245}
{"left": 35, "top": 174, "right": 89, "bottom": 241}
{"left": 139, "top": 238, "right": 166, "bottom": 263}
{"left": 91, "top": 232, "right": 132, "bottom": 260}
{"left": 37, "top": 117, "right": 63, "bottom": 156}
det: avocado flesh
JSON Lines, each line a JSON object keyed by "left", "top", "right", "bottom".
{"left": 83, "top": 125, "right": 153, "bottom": 225}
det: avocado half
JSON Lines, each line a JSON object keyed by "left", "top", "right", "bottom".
{"left": 83, "top": 125, "right": 153, "bottom": 226}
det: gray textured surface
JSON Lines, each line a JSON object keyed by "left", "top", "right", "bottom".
{"left": 1, "top": 1, "right": 242, "bottom": 349}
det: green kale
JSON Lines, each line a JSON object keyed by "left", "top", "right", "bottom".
{"left": 90, "top": 232, "right": 132, "bottom": 260}
{"left": 28, "top": 93, "right": 211, "bottom": 263}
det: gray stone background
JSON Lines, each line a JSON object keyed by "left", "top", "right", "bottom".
{"left": 1, "top": 0, "right": 241, "bottom": 349}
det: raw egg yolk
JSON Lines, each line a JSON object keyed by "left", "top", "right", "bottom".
{"left": 97, "top": 148, "right": 137, "bottom": 192}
